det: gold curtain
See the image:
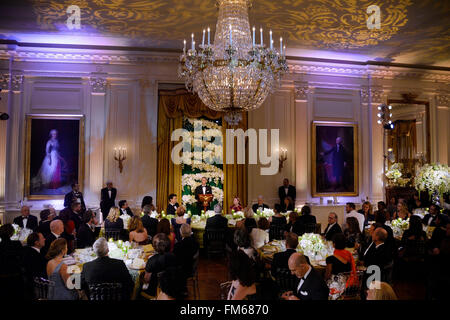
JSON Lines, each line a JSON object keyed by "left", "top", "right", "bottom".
{"left": 157, "top": 89, "right": 248, "bottom": 212}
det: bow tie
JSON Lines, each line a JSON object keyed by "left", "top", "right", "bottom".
{"left": 22, "top": 216, "right": 28, "bottom": 219}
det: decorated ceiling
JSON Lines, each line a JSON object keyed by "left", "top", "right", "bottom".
{"left": 0, "top": 0, "right": 449, "bottom": 66}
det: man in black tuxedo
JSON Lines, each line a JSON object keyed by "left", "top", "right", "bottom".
{"left": 76, "top": 211, "right": 100, "bottom": 249}
{"left": 166, "top": 194, "right": 180, "bottom": 215}
{"left": 323, "top": 212, "right": 343, "bottom": 241}
{"left": 281, "top": 252, "right": 329, "bottom": 300}
{"left": 42, "top": 220, "right": 67, "bottom": 257}
{"left": 194, "top": 177, "right": 213, "bottom": 213}
{"left": 278, "top": 178, "right": 296, "bottom": 204}
{"left": 22, "top": 232, "right": 47, "bottom": 298}
{"left": 64, "top": 183, "right": 86, "bottom": 211}
{"left": 81, "top": 238, "right": 134, "bottom": 300}
{"left": 252, "top": 195, "right": 270, "bottom": 213}
{"left": 271, "top": 232, "right": 298, "bottom": 277}
{"left": 60, "top": 201, "right": 84, "bottom": 231}
{"left": 321, "top": 137, "right": 349, "bottom": 190}
{"left": 119, "top": 200, "right": 134, "bottom": 217}
{"left": 362, "top": 227, "right": 393, "bottom": 278}
{"left": 100, "top": 182, "right": 117, "bottom": 217}
{"left": 141, "top": 205, "right": 158, "bottom": 239}
{"left": 423, "top": 204, "right": 440, "bottom": 227}
{"left": 13, "top": 206, "right": 38, "bottom": 231}
{"left": 204, "top": 204, "right": 229, "bottom": 248}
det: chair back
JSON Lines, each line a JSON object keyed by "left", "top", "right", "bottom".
{"left": 33, "top": 277, "right": 55, "bottom": 300}
{"left": 269, "top": 225, "right": 285, "bottom": 241}
{"left": 105, "top": 229, "right": 121, "bottom": 241}
{"left": 205, "top": 229, "right": 227, "bottom": 256}
{"left": 219, "top": 281, "right": 233, "bottom": 300}
{"left": 274, "top": 268, "right": 298, "bottom": 293}
{"left": 88, "top": 283, "right": 123, "bottom": 301}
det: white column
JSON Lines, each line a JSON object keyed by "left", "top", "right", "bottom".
{"left": 435, "top": 94, "right": 450, "bottom": 165}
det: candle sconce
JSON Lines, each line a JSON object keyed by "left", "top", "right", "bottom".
{"left": 114, "top": 147, "right": 127, "bottom": 173}
{"left": 278, "top": 148, "right": 288, "bottom": 173}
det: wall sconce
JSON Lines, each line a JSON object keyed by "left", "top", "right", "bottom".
{"left": 114, "top": 147, "right": 127, "bottom": 173}
{"left": 279, "top": 148, "right": 287, "bottom": 172}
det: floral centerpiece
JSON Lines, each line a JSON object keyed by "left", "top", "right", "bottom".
{"left": 386, "top": 163, "right": 410, "bottom": 187}
{"left": 414, "top": 163, "right": 450, "bottom": 204}
{"left": 298, "top": 233, "right": 328, "bottom": 261}
{"left": 390, "top": 218, "right": 409, "bottom": 238}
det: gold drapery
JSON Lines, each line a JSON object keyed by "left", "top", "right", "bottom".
{"left": 157, "top": 89, "right": 248, "bottom": 213}
{"left": 388, "top": 120, "right": 417, "bottom": 175}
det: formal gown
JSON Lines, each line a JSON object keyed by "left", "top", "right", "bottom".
{"left": 35, "top": 139, "right": 62, "bottom": 189}
{"left": 48, "top": 262, "right": 78, "bottom": 300}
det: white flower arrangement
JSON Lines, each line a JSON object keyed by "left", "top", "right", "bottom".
{"left": 181, "top": 194, "right": 197, "bottom": 205}
{"left": 391, "top": 218, "right": 409, "bottom": 237}
{"left": 414, "top": 163, "right": 450, "bottom": 199}
{"left": 298, "top": 233, "right": 327, "bottom": 259}
{"left": 386, "top": 163, "right": 410, "bottom": 187}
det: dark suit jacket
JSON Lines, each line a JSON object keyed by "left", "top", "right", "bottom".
{"left": 173, "top": 236, "right": 199, "bottom": 278}
{"left": 205, "top": 214, "right": 228, "bottom": 230}
{"left": 22, "top": 246, "right": 47, "bottom": 280}
{"left": 100, "top": 187, "right": 117, "bottom": 215}
{"left": 76, "top": 224, "right": 99, "bottom": 249}
{"left": 81, "top": 256, "right": 134, "bottom": 300}
{"left": 323, "top": 223, "right": 343, "bottom": 241}
{"left": 141, "top": 215, "right": 158, "bottom": 239}
{"left": 252, "top": 203, "right": 269, "bottom": 213}
{"left": 37, "top": 220, "right": 52, "bottom": 237}
{"left": 422, "top": 214, "right": 437, "bottom": 227}
{"left": 271, "top": 248, "right": 296, "bottom": 276}
{"left": 120, "top": 207, "right": 134, "bottom": 217}
{"left": 13, "top": 215, "right": 38, "bottom": 231}
{"left": 278, "top": 185, "right": 296, "bottom": 203}
{"left": 166, "top": 202, "right": 180, "bottom": 216}
{"left": 64, "top": 191, "right": 86, "bottom": 210}
{"left": 363, "top": 242, "right": 392, "bottom": 270}
{"left": 295, "top": 267, "right": 329, "bottom": 300}
{"left": 42, "top": 232, "right": 73, "bottom": 257}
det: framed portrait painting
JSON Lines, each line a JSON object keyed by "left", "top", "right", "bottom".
{"left": 312, "top": 121, "right": 358, "bottom": 197}
{"left": 24, "top": 114, "right": 85, "bottom": 200}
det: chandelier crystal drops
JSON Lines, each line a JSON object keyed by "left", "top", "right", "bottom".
{"left": 178, "top": 0, "right": 288, "bottom": 125}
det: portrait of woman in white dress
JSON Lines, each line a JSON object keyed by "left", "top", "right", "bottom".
{"left": 26, "top": 115, "right": 83, "bottom": 198}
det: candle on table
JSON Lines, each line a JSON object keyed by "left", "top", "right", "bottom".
{"left": 183, "top": 39, "right": 186, "bottom": 54}
{"left": 252, "top": 26, "right": 255, "bottom": 47}
{"left": 269, "top": 30, "right": 272, "bottom": 49}
{"left": 260, "top": 27, "right": 263, "bottom": 46}
{"left": 207, "top": 27, "right": 210, "bottom": 45}
{"left": 283, "top": 45, "right": 286, "bottom": 57}
{"left": 191, "top": 33, "right": 194, "bottom": 51}
{"left": 280, "top": 37, "right": 283, "bottom": 54}
{"left": 202, "top": 29, "right": 205, "bottom": 47}
{"left": 229, "top": 25, "right": 232, "bottom": 45}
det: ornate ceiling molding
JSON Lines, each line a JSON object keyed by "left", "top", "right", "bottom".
{"left": 360, "top": 86, "right": 384, "bottom": 104}
{"left": 0, "top": 74, "right": 24, "bottom": 91}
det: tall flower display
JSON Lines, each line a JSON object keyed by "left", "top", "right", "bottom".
{"left": 181, "top": 117, "right": 224, "bottom": 213}
{"left": 414, "top": 163, "right": 450, "bottom": 204}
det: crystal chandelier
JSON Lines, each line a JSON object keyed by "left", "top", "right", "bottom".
{"left": 179, "top": 0, "right": 288, "bottom": 125}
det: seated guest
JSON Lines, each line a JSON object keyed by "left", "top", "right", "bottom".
{"left": 362, "top": 228, "right": 393, "bottom": 279}
{"left": 386, "top": 197, "right": 397, "bottom": 221}
{"left": 157, "top": 218, "right": 176, "bottom": 252}
{"left": 13, "top": 206, "right": 38, "bottom": 231}
{"left": 398, "top": 215, "right": 427, "bottom": 265}
{"left": 269, "top": 204, "right": 287, "bottom": 226}
{"left": 356, "top": 222, "right": 379, "bottom": 261}
{"left": 374, "top": 211, "right": 395, "bottom": 253}
{"left": 286, "top": 211, "right": 299, "bottom": 233}
{"left": 22, "top": 232, "right": 47, "bottom": 299}
{"left": 58, "top": 208, "right": 76, "bottom": 252}
{"left": 46, "top": 238, "right": 78, "bottom": 300}
{"left": 144, "top": 233, "right": 178, "bottom": 297}
{"left": 250, "top": 217, "right": 270, "bottom": 249}
{"left": 166, "top": 194, "right": 179, "bottom": 215}
{"left": 359, "top": 201, "right": 375, "bottom": 225}
{"left": 281, "top": 196, "right": 294, "bottom": 213}
{"left": 42, "top": 220, "right": 69, "bottom": 257}
{"left": 230, "top": 196, "right": 244, "bottom": 212}
{"left": 141, "top": 195, "right": 156, "bottom": 211}
{"left": 293, "top": 205, "right": 316, "bottom": 235}
{"left": 366, "top": 281, "right": 398, "bottom": 300}
{"left": 429, "top": 214, "right": 449, "bottom": 254}
{"left": 59, "top": 201, "right": 83, "bottom": 231}
{"left": 271, "top": 232, "right": 298, "bottom": 277}
{"left": 173, "top": 224, "right": 199, "bottom": 282}
{"left": 118, "top": 200, "right": 134, "bottom": 217}
{"left": 323, "top": 212, "right": 342, "bottom": 241}
{"left": 252, "top": 195, "right": 269, "bottom": 213}
{"left": 325, "top": 233, "right": 353, "bottom": 280}
{"left": 227, "top": 250, "right": 259, "bottom": 300}
{"left": 234, "top": 228, "right": 258, "bottom": 261}
{"left": 343, "top": 217, "right": 362, "bottom": 248}
{"left": 81, "top": 238, "right": 134, "bottom": 300}
{"left": 37, "top": 209, "right": 55, "bottom": 237}
{"left": 76, "top": 210, "right": 99, "bottom": 249}
{"left": 409, "top": 191, "right": 425, "bottom": 212}
{"left": 171, "top": 206, "right": 191, "bottom": 242}
{"left": 345, "top": 202, "right": 365, "bottom": 233}
{"left": 236, "top": 207, "right": 254, "bottom": 230}
{"left": 281, "top": 253, "right": 329, "bottom": 300}
{"left": 129, "top": 217, "right": 149, "bottom": 245}
{"left": 423, "top": 204, "right": 440, "bottom": 227}
{"left": 375, "top": 201, "right": 388, "bottom": 222}
{"left": 204, "top": 204, "right": 229, "bottom": 248}
{"left": 402, "top": 215, "right": 427, "bottom": 242}
{"left": 0, "top": 224, "right": 25, "bottom": 299}
{"left": 157, "top": 267, "right": 183, "bottom": 300}
{"left": 105, "top": 206, "right": 124, "bottom": 231}
{"left": 141, "top": 205, "right": 158, "bottom": 239}
{"left": 393, "top": 199, "right": 411, "bottom": 220}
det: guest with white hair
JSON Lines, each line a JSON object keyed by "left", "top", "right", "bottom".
{"left": 81, "top": 237, "right": 134, "bottom": 300}
{"left": 42, "top": 219, "right": 65, "bottom": 257}
{"left": 252, "top": 195, "right": 269, "bottom": 213}
{"left": 13, "top": 206, "right": 38, "bottom": 231}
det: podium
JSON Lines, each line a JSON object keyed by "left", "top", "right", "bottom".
{"left": 198, "top": 194, "right": 213, "bottom": 213}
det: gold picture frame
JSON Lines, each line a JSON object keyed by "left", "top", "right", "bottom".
{"left": 312, "top": 121, "right": 358, "bottom": 197}
{"left": 24, "top": 114, "right": 85, "bottom": 200}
